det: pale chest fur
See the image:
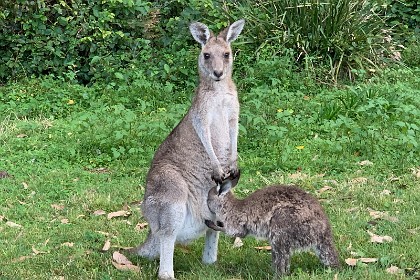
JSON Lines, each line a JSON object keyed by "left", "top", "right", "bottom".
{"left": 192, "top": 85, "right": 239, "bottom": 162}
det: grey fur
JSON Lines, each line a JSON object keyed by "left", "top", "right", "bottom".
{"left": 130, "top": 19, "right": 245, "bottom": 280}
{"left": 206, "top": 172, "right": 340, "bottom": 277}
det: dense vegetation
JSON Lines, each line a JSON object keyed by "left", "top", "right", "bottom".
{"left": 0, "top": 0, "right": 419, "bottom": 279}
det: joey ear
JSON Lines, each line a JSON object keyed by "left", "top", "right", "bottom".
{"left": 189, "top": 22, "right": 212, "bottom": 46}
{"left": 221, "top": 19, "right": 245, "bottom": 43}
{"left": 218, "top": 180, "right": 233, "bottom": 196}
{"left": 230, "top": 169, "right": 241, "bottom": 188}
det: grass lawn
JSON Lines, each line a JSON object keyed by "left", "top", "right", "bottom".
{"left": 1, "top": 67, "right": 419, "bottom": 279}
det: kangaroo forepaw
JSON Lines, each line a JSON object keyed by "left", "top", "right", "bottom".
{"left": 228, "top": 168, "right": 240, "bottom": 180}
{"left": 211, "top": 168, "right": 225, "bottom": 185}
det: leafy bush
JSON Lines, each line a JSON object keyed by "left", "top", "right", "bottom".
{"left": 383, "top": 0, "right": 420, "bottom": 34}
{"left": 0, "top": 0, "right": 153, "bottom": 84}
{"left": 233, "top": 0, "right": 399, "bottom": 82}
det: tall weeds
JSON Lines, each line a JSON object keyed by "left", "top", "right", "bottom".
{"left": 234, "top": 0, "right": 397, "bottom": 82}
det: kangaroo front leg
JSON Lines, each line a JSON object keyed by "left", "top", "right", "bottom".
{"left": 202, "top": 228, "right": 219, "bottom": 264}
{"left": 227, "top": 115, "right": 239, "bottom": 174}
{"left": 192, "top": 114, "right": 224, "bottom": 183}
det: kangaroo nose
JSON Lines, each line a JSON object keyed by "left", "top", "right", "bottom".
{"left": 213, "top": 71, "right": 223, "bottom": 78}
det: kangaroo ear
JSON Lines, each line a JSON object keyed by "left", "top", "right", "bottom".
{"left": 218, "top": 179, "right": 233, "bottom": 196}
{"left": 189, "top": 22, "right": 212, "bottom": 46}
{"left": 221, "top": 19, "right": 245, "bottom": 44}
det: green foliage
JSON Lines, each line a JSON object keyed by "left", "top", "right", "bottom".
{"left": 1, "top": 67, "right": 419, "bottom": 279}
{"left": 0, "top": 0, "right": 153, "bottom": 84}
{"left": 234, "top": 0, "right": 398, "bottom": 82}
{"left": 383, "top": 0, "right": 420, "bottom": 34}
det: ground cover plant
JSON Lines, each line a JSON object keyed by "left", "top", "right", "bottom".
{"left": 1, "top": 64, "right": 419, "bottom": 279}
{"left": 1, "top": 1, "right": 419, "bottom": 279}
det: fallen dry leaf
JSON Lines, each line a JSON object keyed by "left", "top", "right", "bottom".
{"left": 6, "top": 221, "right": 22, "bottom": 228}
{"left": 368, "top": 230, "right": 393, "bottom": 243}
{"left": 93, "top": 210, "right": 106, "bottom": 216}
{"left": 112, "top": 251, "right": 131, "bottom": 265}
{"left": 107, "top": 210, "right": 130, "bottom": 220}
{"left": 112, "top": 261, "right": 140, "bottom": 272}
{"left": 368, "top": 209, "right": 399, "bottom": 223}
{"left": 345, "top": 257, "right": 378, "bottom": 266}
{"left": 411, "top": 168, "right": 420, "bottom": 179}
{"left": 288, "top": 172, "right": 308, "bottom": 181}
{"left": 254, "top": 245, "right": 272, "bottom": 251}
{"left": 10, "top": 255, "right": 33, "bottom": 263}
{"left": 22, "top": 182, "right": 29, "bottom": 189}
{"left": 350, "top": 177, "right": 368, "bottom": 184}
{"left": 102, "top": 239, "right": 111, "bottom": 252}
{"left": 317, "top": 186, "right": 332, "bottom": 194}
{"left": 129, "top": 200, "right": 143, "bottom": 207}
{"left": 323, "top": 179, "right": 339, "bottom": 185}
{"left": 32, "top": 246, "right": 47, "bottom": 255}
{"left": 380, "top": 189, "right": 391, "bottom": 195}
{"left": 346, "top": 207, "right": 359, "bottom": 213}
{"left": 407, "top": 227, "right": 419, "bottom": 235}
{"left": 359, "top": 257, "right": 378, "bottom": 263}
{"left": 51, "top": 204, "right": 65, "bottom": 210}
{"left": 233, "top": 237, "right": 243, "bottom": 248}
{"left": 135, "top": 222, "right": 148, "bottom": 231}
{"left": 88, "top": 167, "right": 111, "bottom": 174}
{"left": 0, "top": 215, "right": 4, "bottom": 222}
{"left": 112, "top": 251, "right": 140, "bottom": 272}
{"left": 386, "top": 265, "right": 402, "bottom": 274}
{"left": 61, "top": 242, "right": 74, "bottom": 247}
{"left": 358, "top": 160, "right": 373, "bottom": 166}
{"left": 95, "top": 231, "right": 111, "bottom": 236}
{"left": 16, "top": 134, "right": 28, "bottom": 138}
{"left": 60, "top": 218, "right": 69, "bottom": 224}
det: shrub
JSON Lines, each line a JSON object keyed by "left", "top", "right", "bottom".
{"left": 0, "top": 0, "right": 153, "bottom": 84}
{"left": 233, "top": 0, "right": 399, "bottom": 82}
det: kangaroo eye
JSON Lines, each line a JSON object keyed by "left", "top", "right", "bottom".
{"left": 203, "top": 53, "right": 210, "bottom": 59}
{"left": 224, "top": 52, "right": 230, "bottom": 58}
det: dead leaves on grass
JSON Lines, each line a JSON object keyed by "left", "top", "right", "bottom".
{"left": 411, "top": 167, "right": 420, "bottom": 179}
{"left": 51, "top": 204, "right": 65, "bottom": 211}
{"left": 107, "top": 210, "right": 131, "bottom": 220}
{"left": 112, "top": 251, "right": 140, "bottom": 272}
{"left": 232, "top": 237, "right": 243, "bottom": 248}
{"left": 6, "top": 221, "right": 23, "bottom": 228}
{"left": 102, "top": 239, "right": 111, "bottom": 252}
{"left": 367, "top": 230, "right": 393, "bottom": 243}
{"left": 345, "top": 257, "right": 378, "bottom": 266}
{"left": 368, "top": 209, "right": 399, "bottom": 223}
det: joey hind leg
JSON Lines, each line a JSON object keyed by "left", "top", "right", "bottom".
{"left": 202, "top": 228, "right": 220, "bottom": 264}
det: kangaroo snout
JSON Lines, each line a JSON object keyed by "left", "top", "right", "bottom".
{"left": 213, "top": 70, "right": 223, "bottom": 79}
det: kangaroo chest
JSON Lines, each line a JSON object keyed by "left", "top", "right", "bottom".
{"left": 209, "top": 93, "right": 238, "bottom": 159}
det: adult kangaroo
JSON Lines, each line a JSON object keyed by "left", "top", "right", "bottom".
{"left": 131, "top": 19, "right": 245, "bottom": 279}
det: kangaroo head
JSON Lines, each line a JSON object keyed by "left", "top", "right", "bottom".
{"left": 189, "top": 19, "right": 245, "bottom": 82}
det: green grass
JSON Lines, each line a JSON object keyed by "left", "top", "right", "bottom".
{"left": 1, "top": 66, "right": 419, "bottom": 279}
